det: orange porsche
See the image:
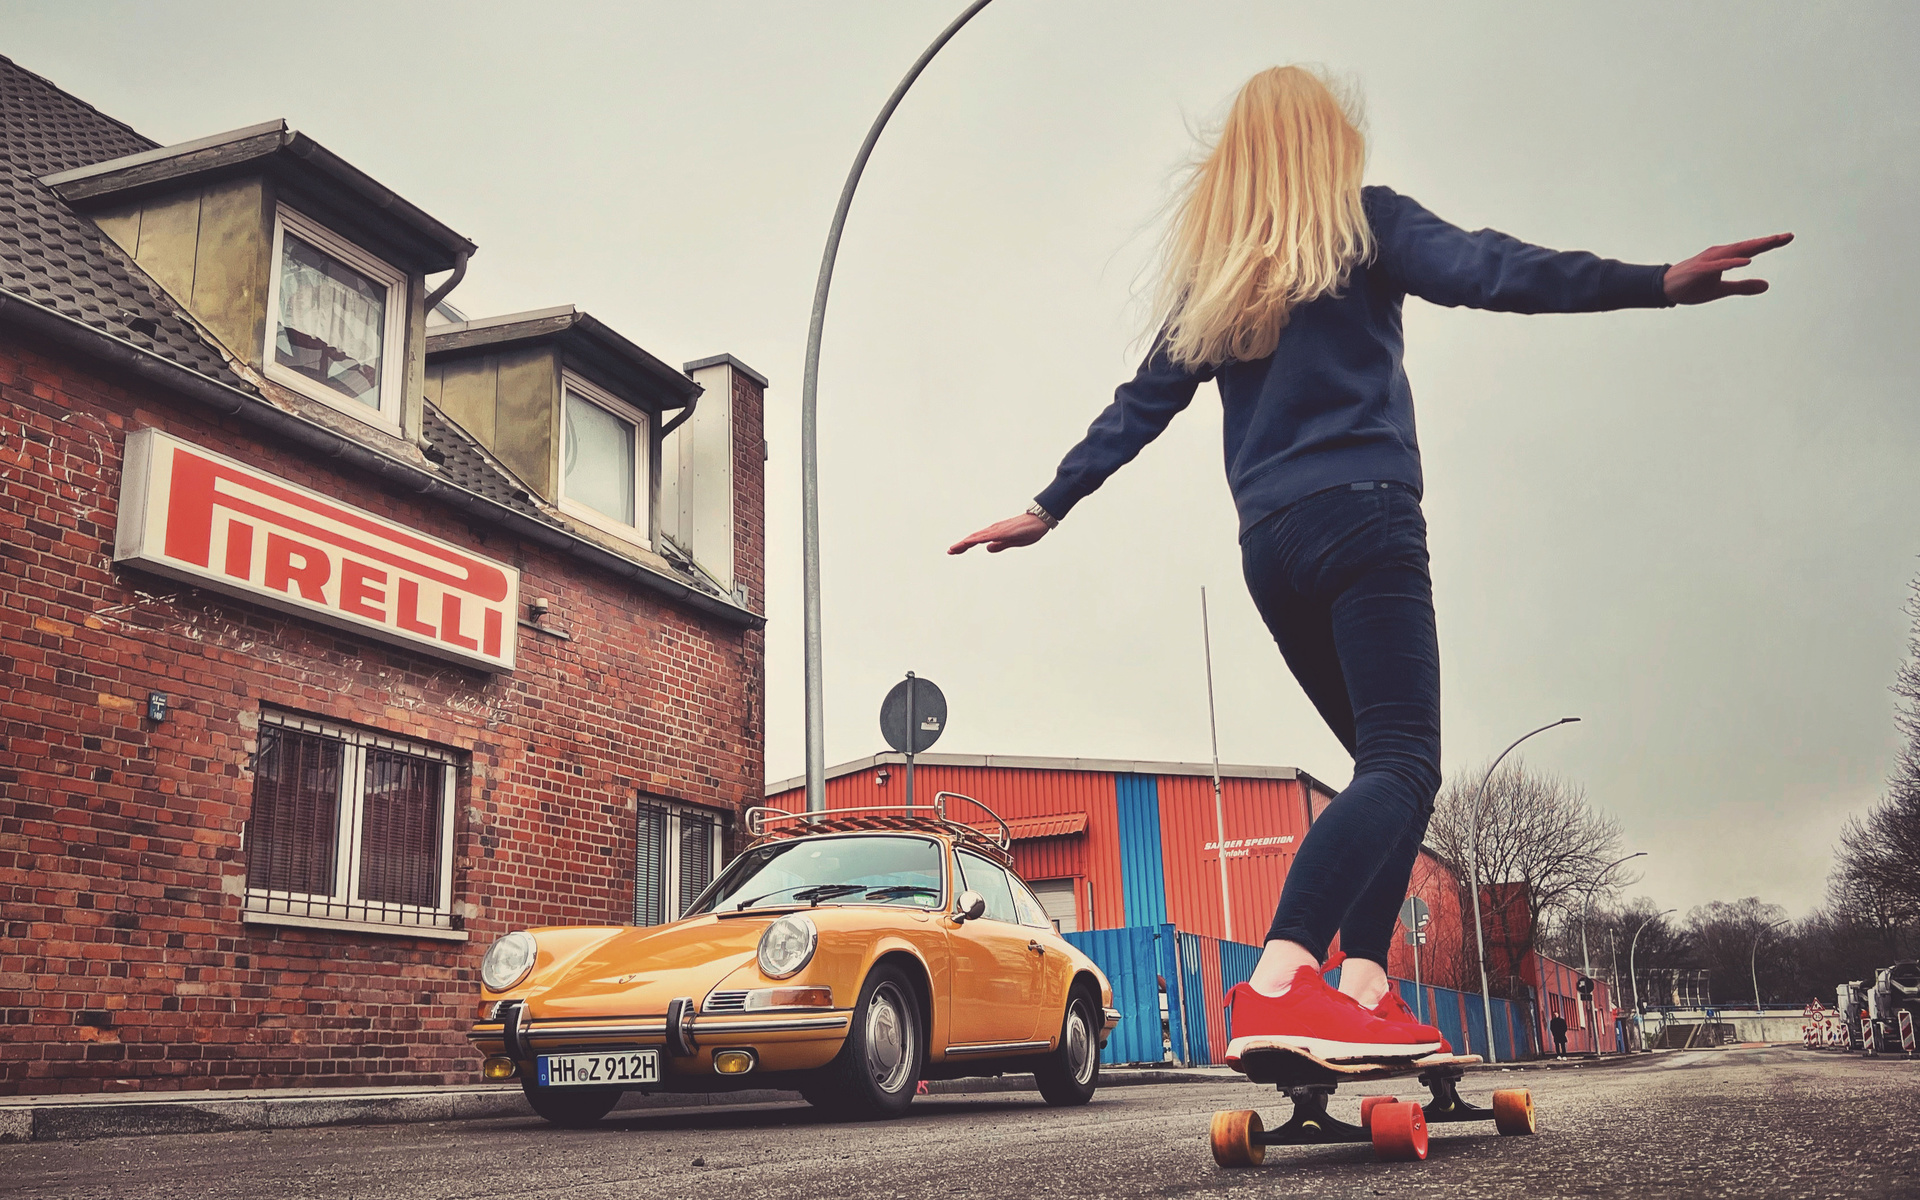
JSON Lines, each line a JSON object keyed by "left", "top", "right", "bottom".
{"left": 469, "top": 796, "right": 1121, "bottom": 1127}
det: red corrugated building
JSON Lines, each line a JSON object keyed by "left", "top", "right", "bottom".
{"left": 764, "top": 753, "right": 1472, "bottom": 990}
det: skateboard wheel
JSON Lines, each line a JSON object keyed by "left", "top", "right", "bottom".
{"left": 1369, "top": 1100, "right": 1429, "bottom": 1162}
{"left": 1209, "top": 1109, "right": 1265, "bottom": 1167}
{"left": 1358, "top": 1094, "right": 1396, "bottom": 1132}
{"left": 1491, "top": 1088, "right": 1536, "bottom": 1136}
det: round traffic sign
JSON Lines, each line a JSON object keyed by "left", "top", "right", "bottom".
{"left": 880, "top": 674, "right": 947, "bottom": 756}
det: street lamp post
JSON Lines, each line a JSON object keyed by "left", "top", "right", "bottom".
{"left": 1468, "top": 717, "right": 1580, "bottom": 1063}
{"left": 798, "top": 0, "right": 996, "bottom": 811}
{"left": 1750, "top": 919, "right": 1788, "bottom": 1015}
{"left": 1579, "top": 851, "right": 1644, "bottom": 1054}
{"left": 1628, "top": 908, "right": 1676, "bottom": 1052}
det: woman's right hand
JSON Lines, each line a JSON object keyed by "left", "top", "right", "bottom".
{"left": 948, "top": 513, "right": 1051, "bottom": 555}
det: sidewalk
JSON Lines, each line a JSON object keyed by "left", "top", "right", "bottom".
{"left": 0, "top": 1067, "right": 1223, "bottom": 1144}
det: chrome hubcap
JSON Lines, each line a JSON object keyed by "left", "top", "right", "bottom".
{"left": 1066, "top": 1005, "right": 1094, "bottom": 1085}
{"left": 865, "top": 982, "right": 914, "bottom": 1093}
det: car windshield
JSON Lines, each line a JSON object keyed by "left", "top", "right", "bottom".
{"left": 693, "top": 835, "right": 945, "bottom": 914}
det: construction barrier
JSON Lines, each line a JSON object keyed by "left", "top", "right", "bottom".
{"left": 1065, "top": 925, "right": 1537, "bottom": 1065}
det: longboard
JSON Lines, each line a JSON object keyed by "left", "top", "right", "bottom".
{"left": 1210, "top": 1047, "right": 1535, "bottom": 1167}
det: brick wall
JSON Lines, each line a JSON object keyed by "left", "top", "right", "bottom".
{"left": 0, "top": 328, "right": 766, "bottom": 1093}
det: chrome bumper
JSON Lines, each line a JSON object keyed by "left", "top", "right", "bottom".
{"left": 1103, "top": 1007, "right": 1123, "bottom": 1029}
{"left": 471, "top": 1005, "right": 851, "bottom": 1056}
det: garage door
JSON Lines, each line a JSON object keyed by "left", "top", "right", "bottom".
{"left": 1031, "top": 879, "right": 1078, "bottom": 934}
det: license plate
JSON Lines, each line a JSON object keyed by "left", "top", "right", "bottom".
{"left": 537, "top": 1050, "right": 659, "bottom": 1088}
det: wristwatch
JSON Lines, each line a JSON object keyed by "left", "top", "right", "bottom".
{"left": 1026, "top": 502, "right": 1059, "bottom": 530}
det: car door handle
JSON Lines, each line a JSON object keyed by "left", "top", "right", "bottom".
{"left": 1028, "top": 940, "right": 1045, "bottom": 955}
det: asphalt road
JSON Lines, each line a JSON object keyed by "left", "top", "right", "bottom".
{"left": 7, "top": 1047, "right": 1916, "bottom": 1200}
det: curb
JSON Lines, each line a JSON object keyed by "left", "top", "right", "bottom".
{"left": 0, "top": 1067, "right": 1223, "bottom": 1144}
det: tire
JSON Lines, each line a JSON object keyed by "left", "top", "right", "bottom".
{"left": 1033, "top": 988, "right": 1101, "bottom": 1107}
{"left": 520, "top": 1077, "right": 621, "bottom": 1128}
{"left": 803, "top": 964, "right": 924, "bottom": 1120}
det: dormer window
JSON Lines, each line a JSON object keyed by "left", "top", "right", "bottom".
{"left": 559, "top": 372, "right": 650, "bottom": 543}
{"left": 263, "top": 207, "right": 407, "bottom": 428}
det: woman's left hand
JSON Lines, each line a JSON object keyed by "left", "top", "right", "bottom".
{"left": 1663, "top": 233, "right": 1793, "bottom": 304}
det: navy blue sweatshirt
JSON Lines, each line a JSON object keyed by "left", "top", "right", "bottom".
{"left": 1035, "top": 186, "right": 1673, "bottom": 537}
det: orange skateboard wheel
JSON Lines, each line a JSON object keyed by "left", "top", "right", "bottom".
{"left": 1369, "top": 1100, "right": 1429, "bottom": 1161}
{"left": 1491, "top": 1088, "right": 1536, "bottom": 1136}
{"left": 1358, "top": 1094, "right": 1396, "bottom": 1131}
{"left": 1209, "top": 1109, "right": 1265, "bottom": 1167}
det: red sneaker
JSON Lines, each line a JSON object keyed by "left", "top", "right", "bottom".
{"left": 1226, "top": 965, "right": 1443, "bottom": 1064}
{"left": 1317, "top": 952, "right": 1452, "bottom": 1053}
{"left": 1370, "top": 988, "right": 1452, "bottom": 1054}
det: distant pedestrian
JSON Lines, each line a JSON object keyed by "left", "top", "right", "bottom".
{"left": 951, "top": 64, "right": 1789, "bottom": 1062}
{"left": 1550, "top": 1012, "right": 1569, "bottom": 1059}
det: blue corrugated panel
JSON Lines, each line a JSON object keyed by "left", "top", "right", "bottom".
{"left": 1219, "top": 940, "right": 1261, "bottom": 995}
{"left": 1114, "top": 774, "right": 1167, "bottom": 928}
{"left": 1430, "top": 987, "right": 1465, "bottom": 1052}
{"left": 1153, "top": 923, "right": 1187, "bottom": 1065}
{"left": 1491, "top": 998, "right": 1514, "bottom": 1062}
{"left": 1063, "top": 925, "right": 1167, "bottom": 1065}
{"left": 1176, "top": 931, "right": 1214, "bottom": 1065}
{"left": 1461, "top": 992, "right": 1489, "bottom": 1058}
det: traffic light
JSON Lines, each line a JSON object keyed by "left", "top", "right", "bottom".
{"left": 1577, "top": 975, "right": 1595, "bottom": 999}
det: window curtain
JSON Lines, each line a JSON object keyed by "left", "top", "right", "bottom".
{"left": 276, "top": 233, "right": 386, "bottom": 404}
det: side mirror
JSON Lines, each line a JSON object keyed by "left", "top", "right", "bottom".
{"left": 953, "top": 890, "right": 986, "bottom": 923}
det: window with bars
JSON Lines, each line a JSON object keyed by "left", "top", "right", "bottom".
{"left": 245, "top": 712, "right": 458, "bottom": 933}
{"left": 633, "top": 799, "right": 722, "bottom": 927}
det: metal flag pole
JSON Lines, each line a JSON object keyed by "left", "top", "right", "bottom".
{"left": 800, "top": 0, "right": 997, "bottom": 812}
{"left": 1201, "top": 588, "right": 1233, "bottom": 942}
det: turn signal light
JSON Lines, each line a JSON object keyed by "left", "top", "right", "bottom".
{"left": 482, "top": 1056, "right": 517, "bottom": 1081}
{"left": 713, "top": 1050, "right": 756, "bottom": 1075}
{"left": 745, "top": 986, "right": 833, "bottom": 1010}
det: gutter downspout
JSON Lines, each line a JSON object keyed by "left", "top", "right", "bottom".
{"left": 0, "top": 293, "right": 762, "bottom": 630}
{"left": 423, "top": 251, "right": 469, "bottom": 312}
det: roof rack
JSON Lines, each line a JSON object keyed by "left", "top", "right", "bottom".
{"left": 745, "top": 791, "right": 1012, "bottom": 864}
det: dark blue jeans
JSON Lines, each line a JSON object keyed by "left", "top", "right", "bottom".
{"left": 1240, "top": 481, "right": 1442, "bottom": 967}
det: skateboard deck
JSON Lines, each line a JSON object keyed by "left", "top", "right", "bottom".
{"left": 1231, "top": 1047, "right": 1481, "bottom": 1087}
{"left": 1209, "top": 1049, "right": 1532, "bottom": 1168}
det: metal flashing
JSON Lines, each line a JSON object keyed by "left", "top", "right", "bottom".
{"left": 683, "top": 353, "right": 770, "bottom": 388}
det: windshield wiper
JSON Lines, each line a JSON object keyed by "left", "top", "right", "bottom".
{"left": 864, "top": 885, "right": 940, "bottom": 900}
{"left": 791, "top": 884, "right": 868, "bottom": 905}
{"left": 734, "top": 882, "right": 867, "bottom": 910}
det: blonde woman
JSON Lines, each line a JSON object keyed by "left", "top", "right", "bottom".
{"left": 950, "top": 66, "right": 1788, "bottom": 1060}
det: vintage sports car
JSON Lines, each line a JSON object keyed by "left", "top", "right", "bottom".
{"left": 470, "top": 794, "right": 1121, "bottom": 1127}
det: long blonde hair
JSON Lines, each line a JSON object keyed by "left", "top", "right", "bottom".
{"left": 1156, "top": 66, "right": 1374, "bottom": 368}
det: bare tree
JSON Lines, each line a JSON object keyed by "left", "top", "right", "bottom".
{"left": 1684, "top": 898, "right": 1790, "bottom": 1006}
{"left": 1834, "top": 576, "right": 1920, "bottom": 909}
{"left": 1426, "top": 759, "right": 1624, "bottom": 997}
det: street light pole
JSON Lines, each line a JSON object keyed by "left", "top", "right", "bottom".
{"left": 798, "top": 0, "right": 997, "bottom": 811}
{"left": 1629, "top": 908, "right": 1676, "bottom": 1052}
{"left": 1580, "top": 851, "right": 1644, "bottom": 1055}
{"left": 1468, "top": 717, "right": 1580, "bottom": 1063}
{"left": 1750, "top": 919, "right": 1787, "bottom": 1014}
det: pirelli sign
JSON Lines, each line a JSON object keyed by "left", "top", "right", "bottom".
{"left": 115, "top": 429, "right": 519, "bottom": 671}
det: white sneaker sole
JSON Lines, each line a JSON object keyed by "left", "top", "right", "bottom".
{"left": 1226, "top": 1033, "right": 1444, "bottom": 1063}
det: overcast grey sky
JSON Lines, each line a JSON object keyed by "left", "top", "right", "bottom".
{"left": 11, "top": 1, "right": 1917, "bottom": 920}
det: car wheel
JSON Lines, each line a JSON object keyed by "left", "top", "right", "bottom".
{"left": 520, "top": 1077, "right": 622, "bottom": 1128}
{"left": 803, "top": 964, "right": 924, "bottom": 1120}
{"left": 1033, "top": 988, "right": 1100, "bottom": 1107}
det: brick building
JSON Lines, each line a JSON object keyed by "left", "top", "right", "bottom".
{"left": 0, "top": 56, "right": 767, "bottom": 1093}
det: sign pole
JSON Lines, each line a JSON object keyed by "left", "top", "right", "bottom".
{"left": 1200, "top": 588, "right": 1233, "bottom": 943}
{"left": 904, "top": 672, "right": 917, "bottom": 811}
{"left": 1413, "top": 924, "right": 1423, "bottom": 1024}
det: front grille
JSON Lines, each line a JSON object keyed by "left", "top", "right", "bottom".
{"left": 703, "top": 990, "right": 749, "bottom": 1013}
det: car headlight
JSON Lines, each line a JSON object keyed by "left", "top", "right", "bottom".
{"left": 482, "top": 930, "right": 537, "bottom": 992}
{"left": 757, "top": 914, "right": 817, "bottom": 979}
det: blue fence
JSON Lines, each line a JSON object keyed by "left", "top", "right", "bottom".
{"left": 1066, "top": 924, "right": 1538, "bottom": 1065}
